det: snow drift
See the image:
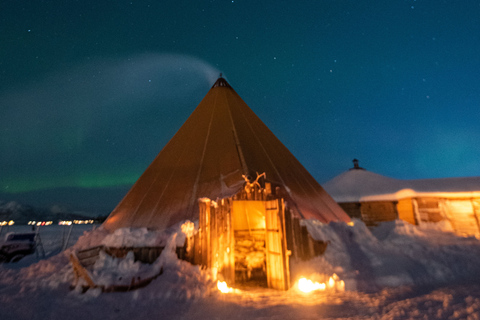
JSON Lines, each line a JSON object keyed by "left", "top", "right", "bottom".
{"left": 1, "top": 220, "right": 480, "bottom": 319}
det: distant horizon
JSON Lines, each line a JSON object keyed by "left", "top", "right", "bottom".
{"left": 2, "top": 162, "right": 480, "bottom": 215}
{"left": 0, "top": 185, "right": 130, "bottom": 215}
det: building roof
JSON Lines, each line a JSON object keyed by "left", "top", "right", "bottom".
{"left": 103, "top": 77, "right": 350, "bottom": 231}
{"left": 323, "top": 167, "right": 480, "bottom": 202}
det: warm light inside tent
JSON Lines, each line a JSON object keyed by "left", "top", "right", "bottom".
{"left": 232, "top": 201, "right": 266, "bottom": 230}
{"left": 297, "top": 274, "right": 345, "bottom": 293}
{"left": 217, "top": 280, "right": 233, "bottom": 293}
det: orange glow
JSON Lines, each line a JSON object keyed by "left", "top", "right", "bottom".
{"left": 328, "top": 277, "right": 335, "bottom": 289}
{"left": 297, "top": 274, "right": 345, "bottom": 293}
{"left": 298, "top": 278, "right": 325, "bottom": 293}
{"left": 217, "top": 280, "right": 233, "bottom": 293}
{"left": 181, "top": 220, "right": 195, "bottom": 238}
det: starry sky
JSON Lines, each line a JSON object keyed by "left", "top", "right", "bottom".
{"left": 1, "top": 1, "right": 480, "bottom": 211}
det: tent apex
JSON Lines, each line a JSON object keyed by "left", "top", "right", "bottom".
{"left": 212, "top": 74, "right": 231, "bottom": 88}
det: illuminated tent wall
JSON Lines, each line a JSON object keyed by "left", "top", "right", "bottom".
{"left": 324, "top": 160, "right": 480, "bottom": 237}
{"left": 102, "top": 76, "right": 350, "bottom": 290}
{"left": 103, "top": 77, "right": 350, "bottom": 232}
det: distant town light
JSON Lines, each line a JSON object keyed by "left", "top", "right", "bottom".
{"left": 58, "top": 220, "right": 95, "bottom": 225}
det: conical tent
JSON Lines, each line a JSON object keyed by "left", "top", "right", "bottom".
{"left": 103, "top": 77, "right": 350, "bottom": 231}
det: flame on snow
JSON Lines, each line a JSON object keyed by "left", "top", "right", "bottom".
{"left": 297, "top": 274, "right": 345, "bottom": 293}
{"left": 217, "top": 280, "right": 233, "bottom": 293}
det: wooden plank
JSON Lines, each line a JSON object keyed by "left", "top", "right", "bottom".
{"left": 226, "top": 199, "right": 235, "bottom": 285}
{"left": 360, "top": 201, "right": 397, "bottom": 226}
{"left": 265, "top": 199, "right": 286, "bottom": 290}
{"left": 415, "top": 198, "right": 445, "bottom": 223}
{"left": 198, "top": 201, "right": 205, "bottom": 266}
{"left": 193, "top": 232, "right": 201, "bottom": 265}
{"left": 76, "top": 246, "right": 104, "bottom": 260}
{"left": 284, "top": 209, "right": 295, "bottom": 260}
{"left": 472, "top": 199, "right": 480, "bottom": 235}
{"left": 198, "top": 200, "right": 211, "bottom": 268}
{"left": 445, "top": 199, "right": 478, "bottom": 236}
{"left": 300, "top": 226, "right": 311, "bottom": 260}
{"left": 396, "top": 198, "right": 417, "bottom": 225}
{"left": 339, "top": 202, "right": 362, "bottom": 219}
{"left": 219, "top": 199, "right": 235, "bottom": 285}
{"left": 278, "top": 199, "right": 291, "bottom": 290}
{"left": 293, "top": 217, "right": 303, "bottom": 260}
{"left": 69, "top": 253, "right": 97, "bottom": 288}
{"left": 70, "top": 248, "right": 165, "bottom": 293}
{"left": 311, "top": 237, "right": 329, "bottom": 256}
{"left": 210, "top": 202, "right": 218, "bottom": 273}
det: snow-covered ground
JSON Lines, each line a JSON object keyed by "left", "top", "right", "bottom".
{"left": 1, "top": 220, "right": 480, "bottom": 320}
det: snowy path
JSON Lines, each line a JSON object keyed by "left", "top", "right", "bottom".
{"left": 1, "top": 278, "right": 480, "bottom": 320}
{"left": 2, "top": 221, "right": 480, "bottom": 319}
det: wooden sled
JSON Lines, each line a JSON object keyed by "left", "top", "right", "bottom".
{"left": 69, "top": 245, "right": 163, "bottom": 293}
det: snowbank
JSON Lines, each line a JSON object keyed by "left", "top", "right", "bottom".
{"left": 100, "top": 221, "right": 194, "bottom": 248}
{"left": 2, "top": 220, "right": 480, "bottom": 319}
{"left": 299, "top": 219, "right": 480, "bottom": 292}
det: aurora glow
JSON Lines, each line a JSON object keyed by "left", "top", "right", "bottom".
{"left": 1, "top": 54, "right": 219, "bottom": 193}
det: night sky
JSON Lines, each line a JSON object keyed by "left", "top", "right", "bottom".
{"left": 2, "top": 1, "right": 480, "bottom": 210}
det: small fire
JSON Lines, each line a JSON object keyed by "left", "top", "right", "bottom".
{"left": 298, "top": 278, "right": 325, "bottom": 292}
{"left": 297, "top": 274, "right": 345, "bottom": 293}
{"left": 217, "top": 280, "right": 233, "bottom": 293}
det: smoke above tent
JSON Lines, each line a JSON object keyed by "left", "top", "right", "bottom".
{"left": 1, "top": 54, "right": 219, "bottom": 193}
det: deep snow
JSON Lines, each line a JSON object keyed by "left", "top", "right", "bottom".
{"left": 1, "top": 220, "right": 480, "bottom": 320}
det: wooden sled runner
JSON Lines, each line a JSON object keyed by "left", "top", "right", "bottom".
{"left": 69, "top": 246, "right": 163, "bottom": 293}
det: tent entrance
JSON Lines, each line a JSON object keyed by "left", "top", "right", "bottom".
{"left": 232, "top": 200, "right": 268, "bottom": 288}
{"left": 197, "top": 197, "right": 290, "bottom": 290}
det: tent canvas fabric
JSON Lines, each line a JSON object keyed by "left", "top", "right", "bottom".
{"left": 103, "top": 77, "right": 350, "bottom": 231}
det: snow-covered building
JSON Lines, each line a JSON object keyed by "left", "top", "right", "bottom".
{"left": 323, "top": 160, "right": 480, "bottom": 237}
